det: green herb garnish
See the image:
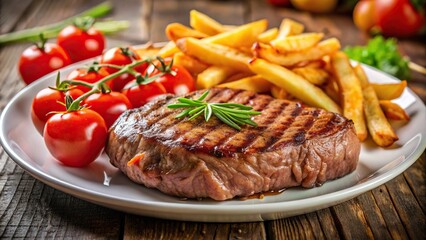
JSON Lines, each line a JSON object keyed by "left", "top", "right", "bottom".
{"left": 344, "top": 35, "right": 410, "bottom": 80}
{"left": 0, "top": 2, "right": 129, "bottom": 45}
{"left": 167, "top": 90, "right": 261, "bottom": 130}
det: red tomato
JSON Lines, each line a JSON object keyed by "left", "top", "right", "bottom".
{"left": 57, "top": 25, "right": 105, "bottom": 62}
{"left": 375, "top": 0, "right": 424, "bottom": 37}
{"left": 353, "top": 0, "right": 376, "bottom": 32}
{"left": 18, "top": 43, "right": 71, "bottom": 85}
{"left": 100, "top": 47, "right": 148, "bottom": 91}
{"left": 122, "top": 81, "right": 167, "bottom": 108}
{"left": 83, "top": 92, "right": 132, "bottom": 128}
{"left": 67, "top": 67, "right": 110, "bottom": 92}
{"left": 44, "top": 109, "right": 107, "bottom": 167}
{"left": 267, "top": 0, "right": 291, "bottom": 6}
{"left": 147, "top": 61, "right": 195, "bottom": 95}
{"left": 31, "top": 88, "right": 84, "bottom": 135}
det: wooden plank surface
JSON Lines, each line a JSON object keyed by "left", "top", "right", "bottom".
{"left": 0, "top": 0, "right": 425, "bottom": 239}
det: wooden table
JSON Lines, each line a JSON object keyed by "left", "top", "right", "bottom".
{"left": 1, "top": 0, "right": 425, "bottom": 239}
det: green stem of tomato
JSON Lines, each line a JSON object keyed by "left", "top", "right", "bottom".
{"left": 66, "top": 58, "right": 151, "bottom": 111}
{"left": 0, "top": 2, "right": 116, "bottom": 45}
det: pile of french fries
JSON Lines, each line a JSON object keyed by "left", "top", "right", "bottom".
{"left": 135, "top": 10, "right": 410, "bottom": 147}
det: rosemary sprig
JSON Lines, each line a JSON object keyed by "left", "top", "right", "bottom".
{"left": 167, "top": 90, "right": 261, "bottom": 130}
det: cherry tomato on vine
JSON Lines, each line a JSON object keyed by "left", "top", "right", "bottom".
{"left": 100, "top": 47, "right": 148, "bottom": 92}
{"left": 44, "top": 109, "right": 107, "bottom": 167}
{"left": 57, "top": 17, "right": 105, "bottom": 62}
{"left": 18, "top": 41, "right": 71, "bottom": 85}
{"left": 122, "top": 81, "right": 167, "bottom": 108}
{"left": 83, "top": 92, "right": 132, "bottom": 128}
{"left": 31, "top": 87, "right": 84, "bottom": 135}
{"left": 67, "top": 67, "right": 111, "bottom": 92}
{"left": 375, "top": 0, "right": 424, "bottom": 37}
{"left": 147, "top": 59, "right": 195, "bottom": 95}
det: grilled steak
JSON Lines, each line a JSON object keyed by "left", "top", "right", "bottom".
{"left": 106, "top": 88, "right": 360, "bottom": 200}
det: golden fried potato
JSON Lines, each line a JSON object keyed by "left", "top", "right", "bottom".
{"left": 166, "top": 23, "right": 208, "bottom": 42}
{"left": 249, "top": 58, "right": 341, "bottom": 113}
{"left": 371, "top": 81, "right": 407, "bottom": 100}
{"left": 206, "top": 19, "right": 268, "bottom": 48}
{"left": 270, "top": 85, "right": 292, "bottom": 99}
{"left": 331, "top": 52, "right": 367, "bottom": 141}
{"left": 292, "top": 67, "right": 329, "bottom": 85}
{"left": 379, "top": 100, "right": 410, "bottom": 121}
{"left": 353, "top": 64, "right": 398, "bottom": 146}
{"left": 176, "top": 37, "right": 252, "bottom": 73}
{"left": 197, "top": 66, "right": 236, "bottom": 89}
{"left": 218, "top": 75, "right": 272, "bottom": 93}
{"left": 173, "top": 52, "right": 209, "bottom": 76}
{"left": 189, "top": 10, "right": 227, "bottom": 35}
{"left": 257, "top": 28, "right": 278, "bottom": 43}
{"left": 276, "top": 18, "right": 304, "bottom": 39}
{"left": 253, "top": 38, "right": 341, "bottom": 67}
{"left": 271, "top": 33, "right": 324, "bottom": 52}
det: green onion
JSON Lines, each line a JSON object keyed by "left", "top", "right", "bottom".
{"left": 0, "top": 1, "right": 128, "bottom": 45}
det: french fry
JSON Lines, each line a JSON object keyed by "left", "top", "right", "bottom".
{"left": 276, "top": 18, "right": 304, "bottom": 39}
{"left": 165, "top": 23, "right": 208, "bottom": 42}
{"left": 224, "top": 72, "right": 254, "bottom": 83}
{"left": 249, "top": 58, "right": 341, "bottom": 113}
{"left": 134, "top": 42, "right": 161, "bottom": 58}
{"left": 253, "top": 38, "right": 341, "bottom": 67}
{"left": 371, "top": 81, "right": 407, "bottom": 100}
{"left": 353, "top": 64, "right": 369, "bottom": 88}
{"left": 158, "top": 41, "right": 180, "bottom": 58}
{"left": 161, "top": 19, "right": 268, "bottom": 58}
{"left": 257, "top": 28, "right": 278, "bottom": 43}
{"left": 354, "top": 63, "right": 398, "bottom": 146}
{"left": 324, "top": 78, "right": 340, "bottom": 104}
{"left": 176, "top": 37, "right": 252, "bottom": 73}
{"left": 204, "top": 19, "right": 268, "bottom": 48}
{"left": 292, "top": 59, "right": 327, "bottom": 68}
{"left": 271, "top": 33, "right": 324, "bottom": 52}
{"left": 363, "top": 87, "right": 399, "bottom": 146}
{"left": 379, "top": 100, "right": 410, "bottom": 121}
{"left": 292, "top": 67, "right": 329, "bottom": 85}
{"left": 218, "top": 75, "right": 272, "bottom": 93}
{"left": 173, "top": 52, "right": 209, "bottom": 75}
{"left": 189, "top": 10, "right": 227, "bottom": 35}
{"left": 270, "top": 85, "right": 292, "bottom": 99}
{"left": 331, "top": 52, "right": 367, "bottom": 141}
{"left": 197, "top": 66, "right": 236, "bottom": 89}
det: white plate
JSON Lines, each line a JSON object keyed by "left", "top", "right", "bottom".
{"left": 1, "top": 59, "right": 425, "bottom": 222}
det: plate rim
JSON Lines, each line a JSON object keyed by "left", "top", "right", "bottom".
{"left": 1, "top": 56, "right": 425, "bottom": 221}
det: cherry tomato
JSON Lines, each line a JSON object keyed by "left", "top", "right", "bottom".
{"left": 83, "top": 92, "right": 132, "bottom": 128}
{"left": 18, "top": 43, "right": 71, "bottom": 85}
{"left": 375, "top": 0, "right": 424, "bottom": 37}
{"left": 67, "top": 67, "right": 110, "bottom": 92}
{"left": 266, "top": 0, "right": 291, "bottom": 6}
{"left": 122, "top": 81, "right": 167, "bottom": 108}
{"left": 353, "top": 0, "right": 376, "bottom": 32}
{"left": 31, "top": 88, "right": 84, "bottom": 135}
{"left": 44, "top": 109, "right": 107, "bottom": 167}
{"left": 147, "top": 60, "right": 195, "bottom": 95}
{"left": 57, "top": 25, "right": 105, "bottom": 62}
{"left": 100, "top": 47, "right": 148, "bottom": 91}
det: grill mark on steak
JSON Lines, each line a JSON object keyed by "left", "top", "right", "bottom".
{"left": 225, "top": 100, "right": 288, "bottom": 154}
{"left": 199, "top": 91, "right": 262, "bottom": 156}
{"left": 194, "top": 91, "right": 255, "bottom": 157}
{"left": 175, "top": 89, "right": 244, "bottom": 147}
{"left": 106, "top": 88, "right": 361, "bottom": 201}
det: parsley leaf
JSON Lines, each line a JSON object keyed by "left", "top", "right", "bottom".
{"left": 344, "top": 36, "right": 410, "bottom": 80}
